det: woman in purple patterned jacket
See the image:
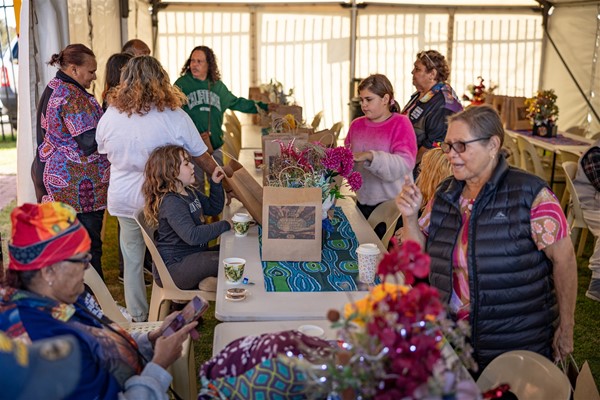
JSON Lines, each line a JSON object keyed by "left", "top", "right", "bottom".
{"left": 31, "top": 43, "right": 109, "bottom": 280}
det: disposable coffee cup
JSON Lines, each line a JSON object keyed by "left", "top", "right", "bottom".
{"left": 253, "top": 151, "right": 264, "bottom": 169}
{"left": 232, "top": 213, "right": 254, "bottom": 237}
{"left": 356, "top": 243, "right": 381, "bottom": 283}
{"left": 223, "top": 257, "right": 246, "bottom": 283}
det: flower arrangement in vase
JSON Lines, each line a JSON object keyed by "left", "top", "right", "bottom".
{"left": 267, "top": 140, "right": 362, "bottom": 230}
{"left": 283, "top": 239, "right": 480, "bottom": 399}
{"left": 462, "top": 76, "right": 497, "bottom": 106}
{"left": 525, "top": 89, "right": 559, "bottom": 138}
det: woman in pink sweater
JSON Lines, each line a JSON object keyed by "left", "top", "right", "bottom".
{"left": 345, "top": 74, "right": 417, "bottom": 235}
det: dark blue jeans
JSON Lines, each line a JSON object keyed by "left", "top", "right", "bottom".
{"left": 77, "top": 210, "right": 104, "bottom": 280}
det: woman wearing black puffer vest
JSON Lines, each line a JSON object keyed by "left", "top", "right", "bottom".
{"left": 396, "top": 105, "right": 577, "bottom": 375}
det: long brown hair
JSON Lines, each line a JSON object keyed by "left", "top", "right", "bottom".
{"left": 180, "top": 45, "right": 221, "bottom": 82}
{"left": 142, "top": 145, "right": 193, "bottom": 227}
{"left": 107, "top": 56, "right": 187, "bottom": 116}
{"left": 415, "top": 148, "right": 452, "bottom": 209}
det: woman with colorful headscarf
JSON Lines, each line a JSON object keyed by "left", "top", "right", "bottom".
{"left": 31, "top": 44, "right": 109, "bottom": 280}
{"left": 401, "top": 50, "right": 463, "bottom": 169}
{"left": 0, "top": 202, "right": 196, "bottom": 399}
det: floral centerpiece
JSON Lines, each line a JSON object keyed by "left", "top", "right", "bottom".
{"left": 283, "top": 240, "right": 480, "bottom": 399}
{"left": 462, "top": 76, "right": 497, "bottom": 106}
{"left": 525, "top": 89, "right": 559, "bottom": 137}
{"left": 267, "top": 140, "right": 362, "bottom": 230}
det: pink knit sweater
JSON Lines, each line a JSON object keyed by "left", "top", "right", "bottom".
{"left": 344, "top": 113, "right": 417, "bottom": 205}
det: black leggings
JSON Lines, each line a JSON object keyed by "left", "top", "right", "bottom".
{"left": 159, "top": 247, "right": 220, "bottom": 290}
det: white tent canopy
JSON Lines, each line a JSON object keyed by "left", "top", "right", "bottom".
{"left": 16, "top": 0, "right": 600, "bottom": 204}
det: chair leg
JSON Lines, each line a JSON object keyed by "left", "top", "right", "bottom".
{"left": 577, "top": 229, "right": 589, "bottom": 257}
{"left": 148, "top": 285, "right": 163, "bottom": 322}
{"left": 171, "top": 338, "right": 194, "bottom": 400}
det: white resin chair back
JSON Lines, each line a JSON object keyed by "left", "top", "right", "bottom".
{"left": 367, "top": 199, "right": 400, "bottom": 249}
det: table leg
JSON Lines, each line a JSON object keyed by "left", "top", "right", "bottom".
{"left": 550, "top": 152, "right": 557, "bottom": 187}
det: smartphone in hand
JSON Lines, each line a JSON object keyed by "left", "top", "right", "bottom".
{"left": 161, "top": 296, "right": 209, "bottom": 339}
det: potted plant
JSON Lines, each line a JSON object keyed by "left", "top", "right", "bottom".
{"left": 525, "top": 89, "right": 559, "bottom": 138}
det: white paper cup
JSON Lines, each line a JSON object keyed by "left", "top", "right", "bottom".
{"left": 356, "top": 243, "right": 381, "bottom": 283}
{"left": 232, "top": 213, "right": 253, "bottom": 237}
{"left": 223, "top": 257, "right": 246, "bottom": 283}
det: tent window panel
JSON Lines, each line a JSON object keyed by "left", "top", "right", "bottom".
{"left": 260, "top": 12, "right": 349, "bottom": 130}
{"left": 452, "top": 13, "right": 542, "bottom": 99}
{"left": 157, "top": 10, "right": 251, "bottom": 98}
{"left": 356, "top": 11, "right": 448, "bottom": 107}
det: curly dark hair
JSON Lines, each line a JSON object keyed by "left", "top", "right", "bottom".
{"left": 180, "top": 46, "right": 221, "bottom": 82}
{"left": 416, "top": 50, "right": 450, "bottom": 82}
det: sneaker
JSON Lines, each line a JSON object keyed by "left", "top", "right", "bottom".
{"left": 585, "top": 278, "right": 600, "bottom": 302}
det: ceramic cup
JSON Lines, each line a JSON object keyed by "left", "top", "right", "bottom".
{"left": 298, "top": 324, "right": 325, "bottom": 338}
{"left": 232, "top": 213, "right": 255, "bottom": 237}
{"left": 223, "top": 257, "right": 246, "bottom": 283}
{"left": 356, "top": 243, "right": 381, "bottom": 283}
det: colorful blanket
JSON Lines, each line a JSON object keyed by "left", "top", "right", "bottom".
{"left": 260, "top": 207, "right": 378, "bottom": 292}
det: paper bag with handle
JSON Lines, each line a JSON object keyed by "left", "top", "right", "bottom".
{"left": 261, "top": 186, "right": 322, "bottom": 262}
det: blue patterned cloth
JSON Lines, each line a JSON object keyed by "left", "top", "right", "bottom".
{"left": 260, "top": 207, "right": 379, "bottom": 292}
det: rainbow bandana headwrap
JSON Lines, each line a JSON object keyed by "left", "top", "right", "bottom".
{"left": 8, "top": 202, "right": 91, "bottom": 271}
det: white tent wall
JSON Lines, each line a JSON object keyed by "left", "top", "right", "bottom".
{"left": 17, "top": 0, "right": 69, "bottom": 204}
{"left": 67, "top": 0, "right": 122, "bottom": 101}
{"left": 541, "top": 4, "right": 600, "bottom": 137}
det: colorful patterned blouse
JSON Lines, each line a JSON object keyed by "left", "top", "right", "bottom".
{"left": 419, "top": 187, "right": 568, "bottom": 320}
{"left": 37, "top": 73, "right": 109, "bottom": 213}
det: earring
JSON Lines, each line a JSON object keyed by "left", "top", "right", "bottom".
{"left": 47, "top": 280, "right": 53, "bottom": 287}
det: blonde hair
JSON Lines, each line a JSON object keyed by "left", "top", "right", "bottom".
{"left": 142, "top": 145, "right": 193, "bottom": 227}
{"left": 415, "top": 148, "right": 452, "bottom": 209}
{"left": 107, "top": 56, "right": 187, "bottom": 116}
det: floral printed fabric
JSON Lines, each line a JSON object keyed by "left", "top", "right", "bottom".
{"left": 39, "top": 77, "right": 109, "bottom": 213}
{"left": 200, "top": 330, "right": 333, "bottom": 381}
{"left": 419, "top": 187, "right": 568, "bottom": 319}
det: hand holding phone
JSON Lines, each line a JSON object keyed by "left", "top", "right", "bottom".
{"left": 161, "top": 296, "right": 209, "bottom": 340}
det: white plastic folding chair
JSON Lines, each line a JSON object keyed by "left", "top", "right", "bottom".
{"left": 84, "top": 267, "right": 197, "bottom": 400}
{"left": 477, "top": 350, "right": 571, "bottom": 400}
{"left": 562, "top": 161, "right": 590, "bottom": 256}
{"left": 367, "top": 199, "right": 401, "bottom": 249}
{"left": 134, "top": 210, "right": 216, "bottom": 323}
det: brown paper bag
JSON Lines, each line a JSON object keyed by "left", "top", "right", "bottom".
{"left": 224, "top": 160, "right": 263, "bottom": 224}
{"left": 262, "top": 133, "right": 309, "bottom": 185}
{"left": 272, "top": 105, "right": 303, "bottom": 123}
{"left": 261, "top": 186, "right": 322, "bottom": 262}
{"left": 508, "top": 96, "right": 531, "bottom": 130}
{"left": 309, "top": 129, "right": 336, "bottom": 148}
{"left": 574, "top": 362, "right": 600, "bottom": 400}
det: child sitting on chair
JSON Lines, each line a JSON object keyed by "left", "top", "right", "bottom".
{"left": 142, "top": 145, "right": 231, "bottom": 290}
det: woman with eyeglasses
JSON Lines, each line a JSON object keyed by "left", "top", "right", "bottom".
{"left": 0, "top": 202, "right": 197, "bottom": 399}
{"left": 396, "top": 105, "right": 577, "bottom": 375}
{"left": 401, "top": 50, "right": 463, "bottom": 170}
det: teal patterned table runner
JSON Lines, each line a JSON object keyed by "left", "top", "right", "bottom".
{"left": 260, "top": 207, "right": 378, "bottom": 292}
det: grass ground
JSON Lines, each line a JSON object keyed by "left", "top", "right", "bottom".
{"left": 0, "top": 139, "right": 17, "bottom": 175}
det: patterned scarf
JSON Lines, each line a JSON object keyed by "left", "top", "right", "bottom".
{"left": 0, "top": 287, "right": 143, "bottom": 387}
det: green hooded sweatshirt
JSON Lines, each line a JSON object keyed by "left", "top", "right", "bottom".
{"left": 174, "top": 72, "right": 267, "bottom": 150}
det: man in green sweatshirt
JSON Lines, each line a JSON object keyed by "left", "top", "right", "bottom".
{"left": 175, "top": 45, "right": 273, "bottom": 160}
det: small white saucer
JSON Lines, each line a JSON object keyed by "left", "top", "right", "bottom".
{"left": 225, "top": 294, "right": 246, "bottom": 302}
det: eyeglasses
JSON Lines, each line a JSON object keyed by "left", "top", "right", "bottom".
{"left": 440, "top": 137, "right": 489, "bottom": 154}
{"left": 417, "top": 51, "right": 435, "bottom": 67}
{"left": 64, "top": 253, "right": 92, "bottom": 269}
